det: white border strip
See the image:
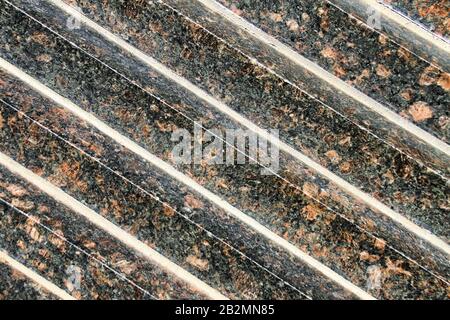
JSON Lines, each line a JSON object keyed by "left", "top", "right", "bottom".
{"left": 0, "top": 250, "right": 75, "bottom": 300}
{"left": 0, "top": 59, "right": 374, "bottom": 300}
{"left": 192, "top": 0, "right": 450, "bottom": 157}
{"left": 0, "top": 151, "right": 227, "bottom": 300}
{"left": 43, "top": 0, "right": 450, "bottom": 255}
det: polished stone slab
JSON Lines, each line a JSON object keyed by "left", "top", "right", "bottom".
{"left": 2, "top": 0, "right": 448, "bottom": 248}
{"left": 382, "top": 0, "right": 449, "bottom": 38}
{"left": 0, "top": 259, "right": 58, "bottom": 300}
{"left": 0, "top": 37, "right": 448, "bottom": 300}
{"left": 0, "top": 0, "right": 448, "bottom": 300}
{"left": 0, "top": 96, "right": 317, "bottom": 299}
{"left": 214, "top": 0, "right": 449, "bottom": 141}
{"left": 0, "top": 168, "right": 207, "bottom": 300}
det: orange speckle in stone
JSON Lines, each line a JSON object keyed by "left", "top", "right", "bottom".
{"left": 6, "top": 184, "right": 27, "bottom": 197}
{"left": 186, "top": 255, "right": 209, "bottom": 271}
{"left": 376, "top": 64, "right": 391, "bottom": 78}
{"left": 29, "top": 32, "right": 50, "bottom": 45}
{"left": 325, "top": 150, "right": 341, "bottom": 164}
{"left": 321, "top": 46, "right": 338, "bottom": 60}
{"left": 408, "top": 102, "right": 433, "bottom": 122}
{"left": 339, "top": 161, "right": 352, "bottom": 174}
{"left": 359, "top": 251, "right": 380, "bottom": 263}
{"left": 36, "top": 54, "right": 52, "bottom": 63}
{"left": 184, "top": 194, "right": 204, "bottom": 209}
{"left": 419, "top": 66, "right": 439, "bottom": 86}
{"left": 286, "top": 19, "right": 299, "bottom": 32}
{"left": 162, "top": 204, "right": 175, "bottom": 217}
{"left": 374, "top": 238, "right": 386, "bottom": 251}
{"left": 269, "top": 12, "right": 283, "bottom": 22}
{"left": 437, "top": 72, "right": 450, "bottom": 91}
{"left": 11, "top": 198, "right": 34, "bottom": 212}
{"left": 400, "top": 88, "right": 413, "bottom": 101}
{"left": 302, "top": 182, "right": 319, "bottom": 198}
{"left": 302, "top": 204, "right": 322, "bottom": 221}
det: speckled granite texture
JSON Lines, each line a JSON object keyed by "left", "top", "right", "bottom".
{"left": 215, "top": 0, "right": 449, "bottom": 141}
{"left": 0, "top": 0, "right": 449, "bottom": 300}
{"left": 0, "top": 2, "right": 449, "bottom": 299}
{"left": 2, "top": 0, "right": 447, "bottom": 243}
{"left": 0, "top": 169, "right": 206, "bottom": 300}
{"left": 0, "top": 261, "right": 57, "bottom": 299}
{"left": 382, "top": 0, "right": 449, "bottom": 38}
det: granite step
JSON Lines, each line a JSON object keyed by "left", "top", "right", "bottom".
{"left": 0, "top": 0, "right": 448, "bottom": 300}
{"left": 379, "top": 0, "right": 449, "bottom": 39}
{"left": 8, "top": 0, "right": 448, "bottom": 245}
{"left": 1, "top": 0, "right": 447, "bottom": 251}
{"left": 0, "top": 251, "right": 65, "bottom": 300}
{"left": 205, "top": 0, "right": 450, "bottom": 142}
{"left": 0, "top": 76, "right": 362, "bottom": 300}
{"left": 0, "top": 167, "right": 210, "bottom": 300}
{"left": 328, "top": 0, "right": 450, "bottom": 67}
{"left": 158, "top": 0, "right": 450, "bottom": 166}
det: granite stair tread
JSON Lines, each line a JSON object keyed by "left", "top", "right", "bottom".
{"left": 0, "top": 0, "right": 448, "bottom": 300}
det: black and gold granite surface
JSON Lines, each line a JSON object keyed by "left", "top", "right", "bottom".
{"left": 382, "top": 0, "right": 449, "bottom": 38}
{"left": 1, "top": 0, "right": 447, "bottom": 246}
{"left": 0, "top": 259, "right": 58, "bottom": 299}
{"left": 0, "top": 4, "right": 448, "bottom": 299}
{"left": 214, "top": 0, "right": 449, "bottom": 140}
{"left": 0, "top": 82, "right": 353, "bottom": 300}
{"left": 0, "top": 169, "right": 207, "bottom": 300}
{"left": 152, "top": 0, "right": 450, "bottom": 171}
{"left": 0, "top": 0, "right": 448, "bottom": 301}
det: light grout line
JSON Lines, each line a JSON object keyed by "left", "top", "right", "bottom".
{"left": 0, "top": 196, "right": 157, "bottom": 300}
{"left": 193, "top": 0, "right": 450, "bottom": 158}
{"left": 0, "top": 58, "right": 375, "bottom": 300}
{"left": 43, "top": 0, "right": 450, "bottom": 256}
{"left": 0, "top": 249, "right": 75, "bottom": 300}
{"left": 0, "top": 151, "right": 228, "bottom": 300}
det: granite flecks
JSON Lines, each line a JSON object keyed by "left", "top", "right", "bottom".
{"left": 382, "top": 0, "right": 449, "bottom": 38}
{"left": 0, "top": 100, "right": 316, "bottom": 299}
{"left": 215, "top": 0, "right": 450, "bottom": 141}
{"left": 0, "top": 260, "right": 58, "bottom": 300}
{"left": 2, "top": 0, "right": 448, "bottom": 243}
{"left": 0, "top": 170, "right": 207, "bottom": 300}
{"left": 0, "top": 55, "right": 449, "bottom": 299}
{"left": 0, "top": 0, "right": 449, "bottom": 300}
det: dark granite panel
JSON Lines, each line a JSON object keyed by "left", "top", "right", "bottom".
{"left": 382, "top": 0, "right": 449, "bottom": 38}
{"left": 0, "top": 170, "right": 206, "bottom": 300}
{"left": 214, "top": 0, "right": 450, "bottom": 140}
{"left": 0, "top": 260, "right": 58, "bottom": 300}
{"left": 1, "top": 1, "right": 448, "bottom": 246}
{"left": 0, "top": 0, "right": 448, "bottom": 299}
{"left": 0, "top": 55, "right": 448, "bottom": 299}
{"left": 0, "top": 101, "right": 316, "bottom": 299}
